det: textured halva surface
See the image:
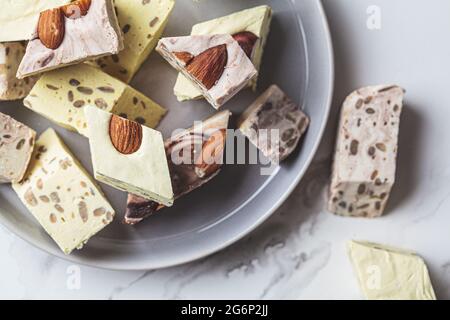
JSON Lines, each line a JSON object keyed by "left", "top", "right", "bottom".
{"left": 174, "top": 5, "right": 272, "bottom": 101}
{"left": 239, "top": 85, "right": 309, "bottom": 164}
{"left": 0, "top": 0, "right": 70, "bottom": 42}
{"left": 0, "top": 42, "right": 38, "bottom": 100}
{"left": 0, "top": 113, "right": 36, "bottom": 183}
{"left": 328, "top": 85, "right": 404, "bottom": 218}
{"left": 12, "top": 129, "right": 115, "bottom": 255}
{"left": 347, "top": 241, "right": 436, "bottom": 300}
{"left": 90, "top": 0, "right": 175, "bottom": 83}
{"left": 157, "top": 35, "right": 257, "bottom": 109}
{"left": 125, "top": 110, "right": 231, "bottom": 225}
{"left": 23, "top": 64, "right": 166, "bottom": 137}
{"left": 85, "top": 106, "right": 173, "bottom": 206}
{"left": 17, "top": 0, "right": 124, "bottom": 78}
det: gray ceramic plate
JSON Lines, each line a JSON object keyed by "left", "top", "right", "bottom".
{"left": 0, "top": 0, "right": 333, "bottom": 270}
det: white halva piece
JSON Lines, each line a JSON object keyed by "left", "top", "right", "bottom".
{"left": 157, "top": 35, "right": 257, "bottom": 109}
{"left": 17, "top": 0, "right": 123, "bottom": 78}
{"left": 328, "top": 85, "right": 404, "bottom": 218}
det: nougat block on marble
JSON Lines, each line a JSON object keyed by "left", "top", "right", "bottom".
{"left": 347, "top": 241, "right": 436, "bottom": 300}
{"left": 328, "top": 85, "right": 404, "bottom": 218}
{"left": 17, "top": 0, "right": 123, "bottom": 78}
{"left": 238, "top": 85, "right": 309, "bottom": 164}
{"left": 85, "top": 106, "right": 173, "bottom": 206}
{"left": 0, "top": 42, "right": 38, "bottom": 101}
{"left": 125, "top": 110, "right": 231, "bottom": 225}
{"left": 12, "top": 129, "right": 115, "bottom": 255}
{"left": 91, "top": 0, "right": 175, "bottom": 83}
{"left": 0, "top": 113, "right": 36, "bottom": 183}
{"left": 23, "top": 64, "right": 166, "bottom": 137}
{"left": 174, "top": 5, "right": 272, "bottom": 101}
{"left": 157, "top": 35, "right": 257, "bottom": 109}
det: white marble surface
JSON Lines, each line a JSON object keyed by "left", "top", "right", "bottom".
{"left": 2, "top": 0, "right": 450, "bottom": 300}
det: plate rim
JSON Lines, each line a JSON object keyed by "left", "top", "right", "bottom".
{"left": 0, "top": 0, "right": 335, "bottom": 271}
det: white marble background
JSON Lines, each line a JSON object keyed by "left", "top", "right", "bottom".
{"left": 2, "top": 0, "right": 450, "bottom": 299}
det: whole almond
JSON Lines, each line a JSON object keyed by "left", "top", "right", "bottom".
{"left": 186, "top": 44, "right": 228, "bottom": 90}
{"left": 232, "top": 31, "right": 259, "bottom": 58}
{"left": 195, "top": 129, "right": 226, "bottom": 178}
{"left": 109, "top": 115, "right": 143, "bottom": 155}
{"left": 62, "top": 0, "right": 92, "bottom": 19}
{"left": 38, "top": 8, "right": 65, "bottom": 50}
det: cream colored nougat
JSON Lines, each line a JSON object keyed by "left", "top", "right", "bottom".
{"left": 0, "top": 0, "right": 70, "bottom": 42}
{"left": 0, "top": 113, "right": 36, "bottom": 183}
{"left": 328, "top": 85, "right": 404, "bottom": 218}
{"left": 85, "top": 106, "right": 173, "bottom": 206}
{"left": 91, "top": 0, "right": 175, "bottom": 83}
{"left": 12, "top": 129, "right": 115, "bottom": 254}
{"left": 174, "top": 5, "right": 272, "bottom": 101}
{"left": 157, "top": 35, "right": 257, "bottom": 109}
{"left": 17, "top": 0, "right": 123, "bottom": 78}
{"left": 347, "top": 241, "right": 436, "bottom": 300}
{"left": 23, "top": 64, "right": 166, "bottom": 137}
{"left": 0, "top": 42, "right": 38, "bottom": 100}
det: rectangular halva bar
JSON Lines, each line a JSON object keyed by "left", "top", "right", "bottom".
{"left": 0, "top": 42, "right": 38, "bottom": 101}
{"left": 0, "top": 113, "right": 36, "bottom": 183}
{"left": 12, "top": 129, "right": 115, "bottom": 254}
{"left": 328, "top": 85, "right": 404, "bottom": 218}
{"left": 23, "top": 64, "right": 166, "bottom": 137}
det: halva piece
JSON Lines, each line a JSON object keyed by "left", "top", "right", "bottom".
{"left": 125, "top": 110, "right": 231, "bottom": 225}
{"left": 238, "top": 85, "right": 309, "bottom": 163}
{"left": 174, "top": 5, "right": 272, "bottom": 101}
{"left": 157, "top": 35, "right": 257, "bottom": 109}
{"left": 17, "top": 0, "right": 124, "bottom": 78}
{"left": 23, "top": 64, "right": 166, "bottom": 137}
{"left": 0, "top": 0, "right": 70, "bottom": 42}
{"left": 0, "top": 42, "right": 38, "bottom": 100}
{"left": 347, "top": 240, "right": 436, "bottom": 300}
{"left": 85, "top": 106, "right": 173, "bottom": 206}
{"left": 328, "top": 85, "right": 404, "bottom": 218}
{"left": 12, "top": 129, "right": 115, "bottom": 255}
{"left": 91, "top": 0, "right": 175, "bottom": 83}
{"left": 0, "top": 113, "right": 36, "bottom": 183}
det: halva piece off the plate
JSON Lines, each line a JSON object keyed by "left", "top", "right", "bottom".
{"left": 157, "top": 35, "right": 257, "bottom": 109}
{"left": 125, "top": 110, "right": 231, "bottom": 225}
{"left": 90, "top": 0, "right": 175, "bottom": 83}
{"left": 0, "top": 0, "right": 70, "bottom": 42}
{"left": 0, "top": 113, "right": 36, "bottom": 183}
{"left": 347, "top": 240, "right": 436, "bottom": 300}
{"left": 0, "top": 42, "right": 38, "bottom": 101}
{"left": 17, "top": 0, "right": 124, "bottom": 78}
{"left": 12, "top": 129, "right": 115, "bottom": 255}
{"left": 328, "top": 85, "right": 404, "bottom": 218}
{"left": 174, "top": 5, "right": 272, "bottom": 101}
{"left": 23, "top": 64, "right": 166, "bottom": 137}
{"left": 85, "top": 106, "right": 173, "bottom": 206}
{"left": 238, "top": 85, "right": 310, "bottom": 164}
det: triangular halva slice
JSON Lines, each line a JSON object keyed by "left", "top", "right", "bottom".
{"left": 157, "top": 35, "right": 257, "bottom": 109}
{"left": 347, "top": 241, "right": 436, "bottom": 300}
{"left": 17, "top": 0, "right": 123, "bottom": 78}
{"left": 174, "top": 5, "right": 273, "bottom": 101}
{"left": 125, "top": 110, "right": 231, "bottom": 225}
{"left": 328, "top": 85, "right": 404, "bottom": 218}
{"left": 85, "top": 106, "right": 173, "bottom": 206}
